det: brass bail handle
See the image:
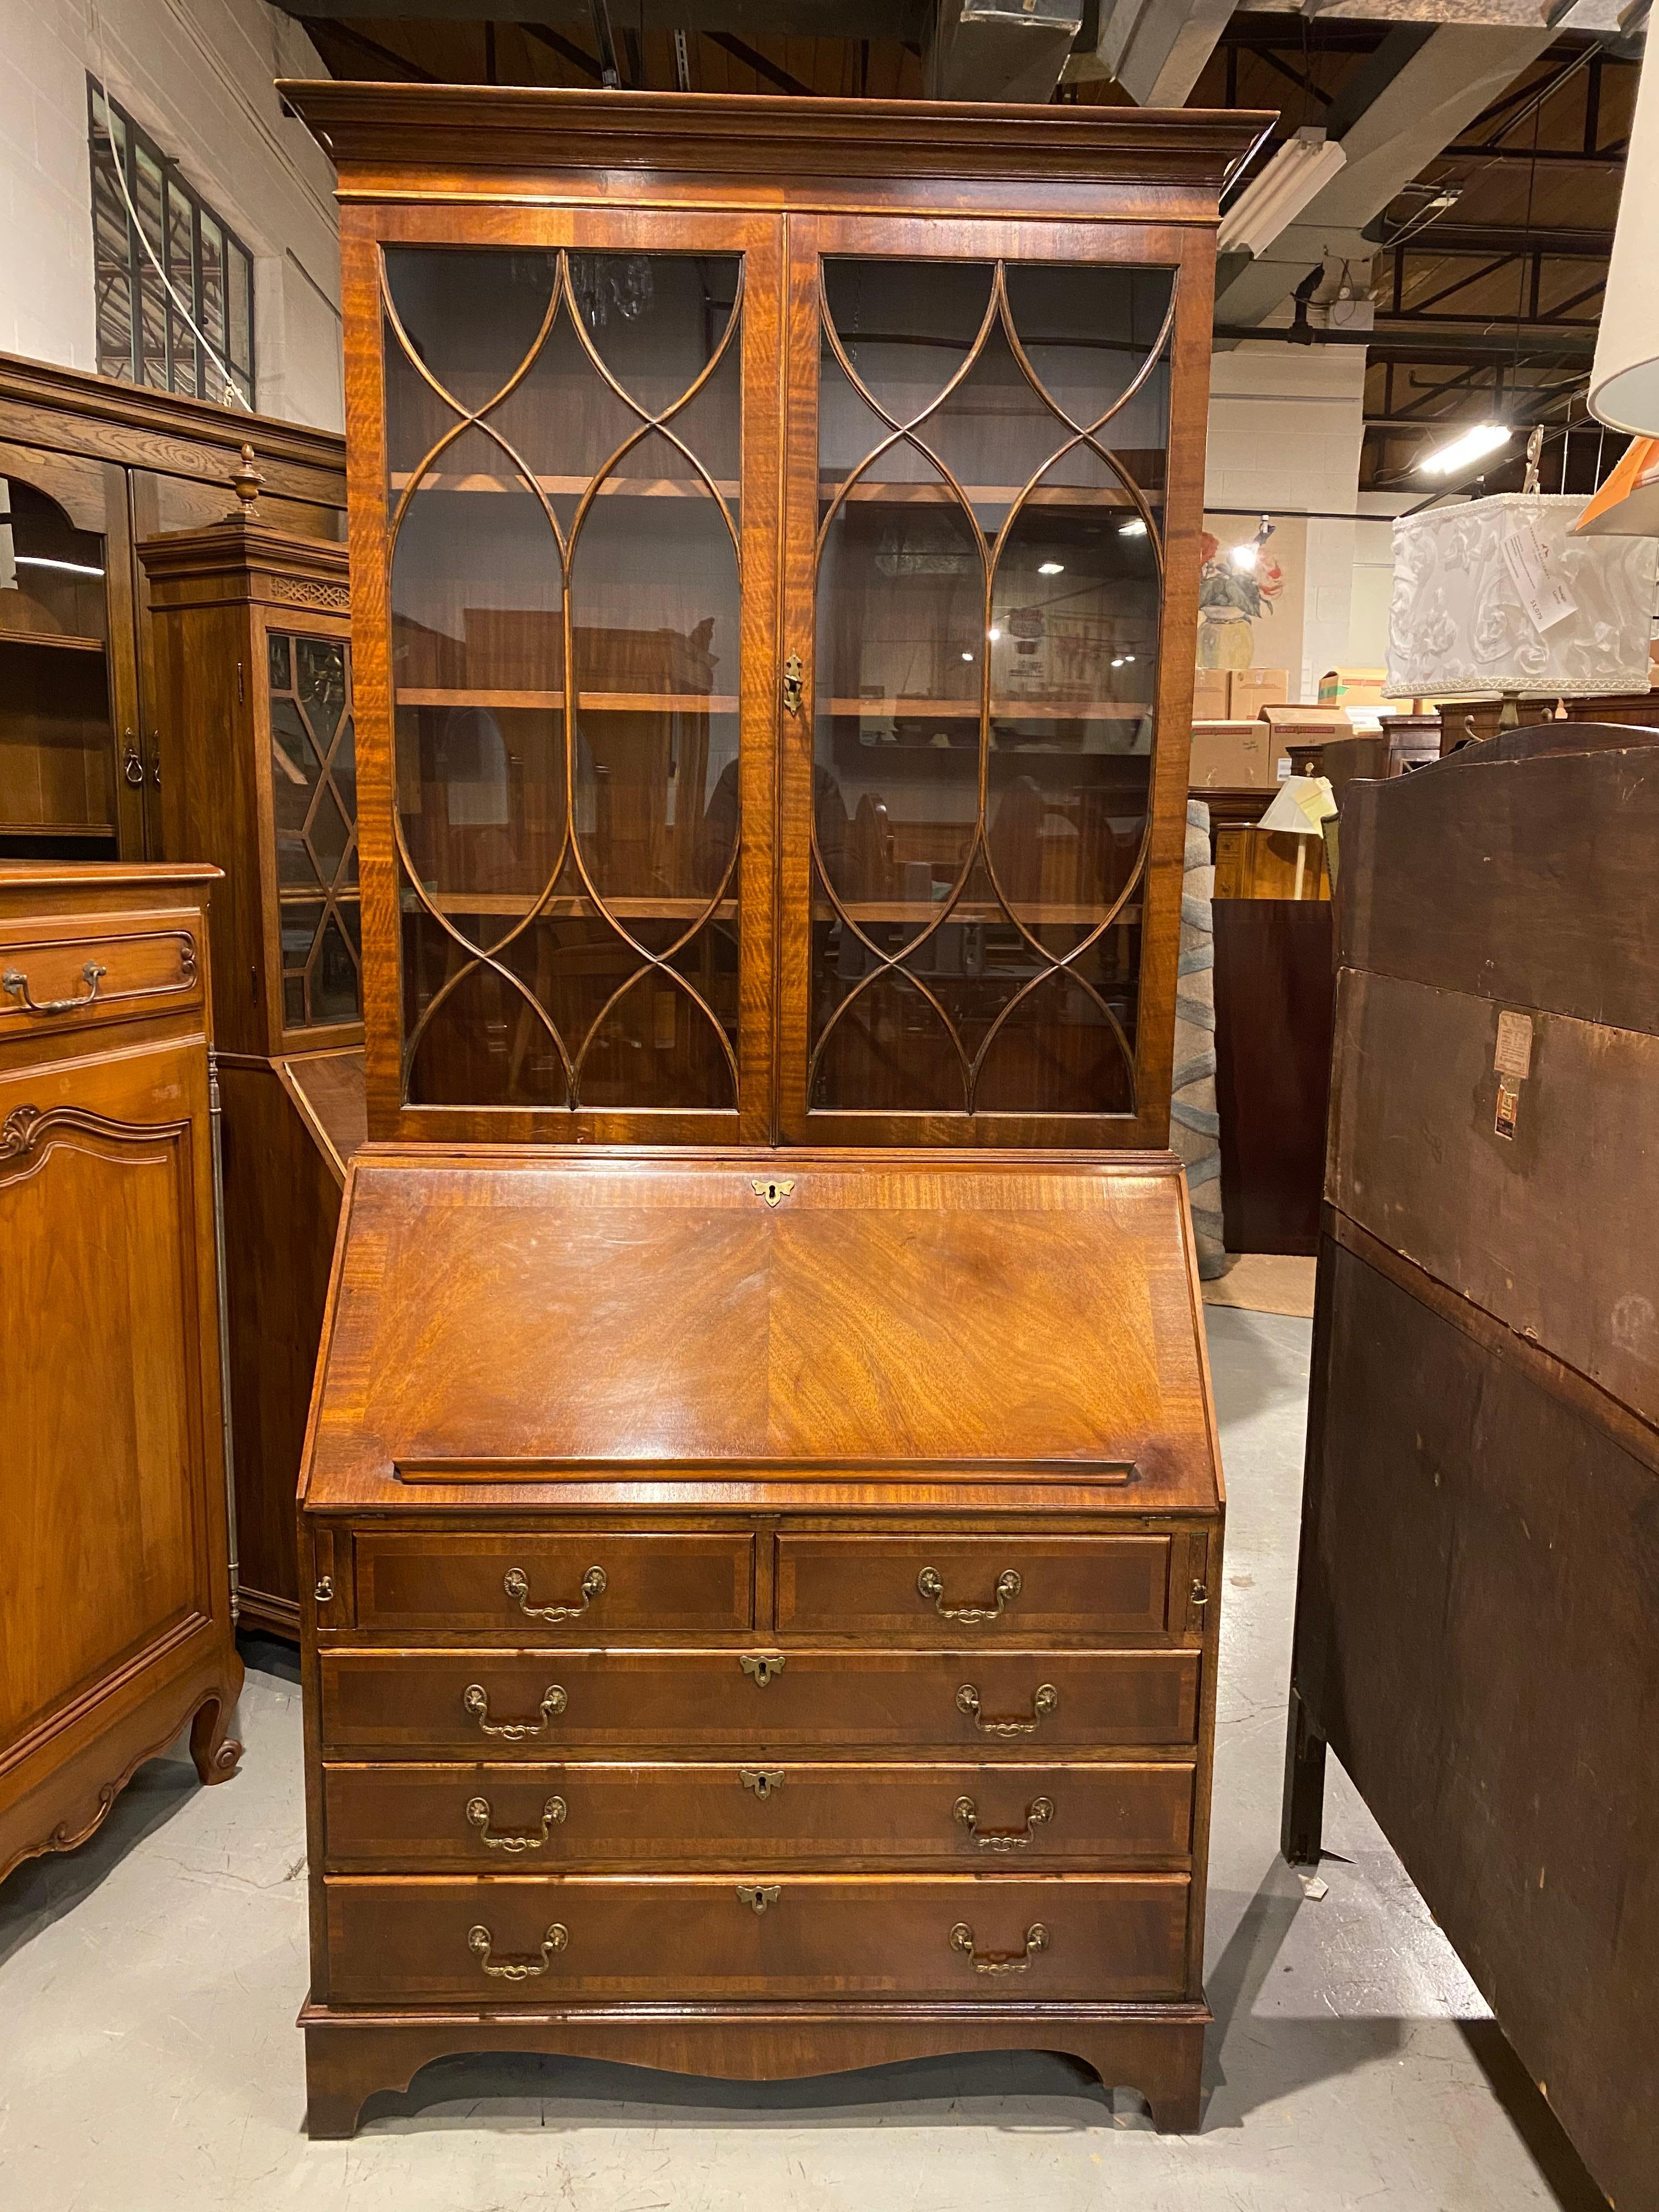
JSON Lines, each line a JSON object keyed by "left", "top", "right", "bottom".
{"left": 953, "top": 1793, "right": 1054, "bottom": 1851}
{"left": 918, "top": 1565, "right": 1021, "bottom": 1625}
{"left": 950, "top": 1920, "right": 1049, "bottom": 1975}
{"left": 463, "top": 1681, "right": 567, "bottom": 1740}
{"left": 955, "top": 1681, "right": 1058, "bottom": 1737}
{"left": 468, "top": 1922, "right": 567, "bottom": 1980}
{"left": 503, "top": 1563, "right": 606, "bottom": 1623}
{"left": 466, "top": 1793, "right": 567, "bottom": 1853}
{"left": 3, "top": 960, "right": 106, "bottom": 1017}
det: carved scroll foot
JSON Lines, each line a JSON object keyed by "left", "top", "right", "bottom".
{"left": 189, "top": 1654, "right": 246, "bottom": 1786}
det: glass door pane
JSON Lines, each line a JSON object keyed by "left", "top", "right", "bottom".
{"left": 808, "top": 255, "right": 1172, "bottom": 1124}
{"left": 382, "top": 245, "right": 743, "bottom": 1115}
{"left": 267, "top": 630, "right": 360, "bottom": 1032}
{"left": 0, "top": 477, "right": 117, "bottom": 856}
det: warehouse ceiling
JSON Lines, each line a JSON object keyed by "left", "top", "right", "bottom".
{"left": 278, "top": 3, "right": 1640, "bottom": 491}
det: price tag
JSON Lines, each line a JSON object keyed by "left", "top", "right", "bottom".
{"left": 1500, "top": 514, "right": 1577, "bottom": 633}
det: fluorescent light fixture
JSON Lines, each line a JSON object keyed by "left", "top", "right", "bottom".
{"left": 1229, "top": 542, "right": 1258, "bottom": 572}
{"left": 14, "top": 554, "right": 105, "bottom": 578}
{"left": 1118, "top": 518, "right": 1147, "bottom": 538}
{"left": 1037, "top": 560, "right": 1065, "bottom": 575}
{"left": 1218, "top": 128, "right": 1348, "bottom": 262}
{"left": 1418, "top": 423, "right": 1511, "bottom": 477}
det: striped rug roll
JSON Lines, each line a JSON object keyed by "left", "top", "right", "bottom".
{"left": 1169, "top": 799, "right": 1228, "bottom": 1279}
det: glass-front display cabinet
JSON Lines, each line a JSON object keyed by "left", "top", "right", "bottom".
{"left": 140, "top": 489, "right": 366, "bottom": 1637}
{"left": 293, "top": 83, "right": 1264, "bottom": 1148}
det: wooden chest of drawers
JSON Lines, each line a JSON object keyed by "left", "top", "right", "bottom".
{"left": 298, "top": 1151, "right": 1223, "bottom": 2136}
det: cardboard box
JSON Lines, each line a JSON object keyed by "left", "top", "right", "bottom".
{"left": 1318, "top": 665, "right": 1387, "bottom": 707}
{"left": 1256, "top": 703, "right": 1347, "bottom": 782}
{"left": 1229, "top": 666, "right": 1289, "bottom": 721}
{"left": 1189, "top": 719, "right": 1273, "bottom": 788}
{"left": 1192, "top": 667, "right": 1232, "bottom": 719}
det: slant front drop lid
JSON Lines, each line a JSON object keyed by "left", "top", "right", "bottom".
{"left": 297, "top": 1151, "right": 1224, "bottom": 2135}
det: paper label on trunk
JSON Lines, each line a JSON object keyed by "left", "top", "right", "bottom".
{"left": 1499, "top": 515, "right": 1577, "bottom": 633}
{"left": 1494, "top": 1008, "right": 1534, "bottom": 1080}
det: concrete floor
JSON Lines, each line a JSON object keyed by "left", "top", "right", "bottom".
{"left": 0, "top": 1307, "right": 1609, "bottom": 2210}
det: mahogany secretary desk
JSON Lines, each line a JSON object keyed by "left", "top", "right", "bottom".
{"left": 284, "top": 81, "right": 1265, "bottom": 2137}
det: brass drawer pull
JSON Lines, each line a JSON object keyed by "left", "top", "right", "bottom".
{"left": 739, "top": 1651, "right": 786, "bottom": 1686}
{"left": 918, "top": 1566, "right": 1020, "bottom": 1624}
{"left": 740, "top": 1768, "right": 784, "bottom": 1799}
{"left": 953, "top": 1793, "right": 1054, "bottom": 1850}
{"left": 736, "top": 1883, "right": 780, "bottom": 1914}
{"left": 503, "top": 1564, "right": 606, "bottom": 1622}
{"left": 462, "top": 1681, "right": 567, "bottom": 1740}
{"left": 956, "top": 1682, "right": 1058, "bottom": 1737}
{"left": 950, "top": 1920, "right": 1049, "bottom": 1974}
{"left": 2, "top": 959, "right": 106, "bottom": 1017}
{"left": 466, "top": 1793, "right": 566, "bottom": 1853}
{"left": 467, "top": 1921, "right": 567, "bottom": 1980}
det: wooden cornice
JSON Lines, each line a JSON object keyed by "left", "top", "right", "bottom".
{"left": 280, "top": 82, "right": 1273, "bottom": 202}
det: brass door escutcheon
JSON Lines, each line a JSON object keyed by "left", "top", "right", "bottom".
{"left": 739, "top": 1651, "right": 786, "bottom": 1686}
{"left": 462, "top": 1681, "right": 567, "bottom": 1740}
{"left": 466, "top": 1793, "right": 567, "bottom": 1853}
{"left": 740, "top": 1768, "right": 785, "bottom": 1799}
{"left": 313, "top": 1575, "right": 333, "bottom": 1603}
{"left": 1190, "top": 1578, "right": 1210, "bottom": 1610}
{"left": 468, "top": 1921, "right": 567, "bottom": 1979}
{"left": 503, "top": 1563, "right": 606, "bottom": 1622}
{"left": 2, "top": 960, "right": 106, "bottom": 1017}
{"left": 950, "top": 1920, "right": 1048, "bottom": 1974}
{"left": 956, "top": 1682, "right": 1058, "bottom": 1737}
{"left": 782, "top": 652, "right": 804, "bottom": 715}
{"left": 918, "top": 1566, "right": 1021, "bottom": 1624}
{"left": 752, "top": 1176, "right": 794, "bottom": 1207}
{"left": 736, "top": 1883, "right": 781, "bottom": 1914}
{"left": 953, "top": 1793, "right": 1054, "bottom": 1851}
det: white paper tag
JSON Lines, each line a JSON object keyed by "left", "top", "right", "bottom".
{"left": 1276, "top": 756, "right": 1293, "bottom": 781}
{"left": 1500, "top": 515, "right": 1577, "bottom": 633}
{"left": 1494, "top": 1009, "right": 1533, "bottom": 1080}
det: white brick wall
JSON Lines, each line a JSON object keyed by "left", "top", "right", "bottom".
{"left": 1204, "top": 343, "right": 1368, "bottom": 698}
{"left": 0, "top": 0, "right": 343, "bottom": 429}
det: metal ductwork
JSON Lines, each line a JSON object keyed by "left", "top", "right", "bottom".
{"left": 923, "top": 0, "right": 1087, "bottom": 102}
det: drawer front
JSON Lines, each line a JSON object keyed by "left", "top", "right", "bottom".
{"left": 0, "top": 913, "right": 201, "bottom": 1037}
{"left": 776, "top": 1534, "right": 1175, "bottom": 1639}
{"left": 322, "top": 1759, "right": 1196, "bottom": 1870}
{"left": 353, "top": 1532, "right": 754, "bottom": 1635}
{"left": 319, "top": 1648, "right": 1200, "bottom": 1753}
{"left": 324, "top": 1873, "right": 1190, "bottom": 2004}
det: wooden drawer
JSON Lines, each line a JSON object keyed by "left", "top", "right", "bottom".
{"left": 0, "top": 912, "right": 201, "bottom": 1039}
{"left": 319, "top": 1647, "right": 1200, "bottom": 1753}
{"left": 352, "top": 1532, "right": 754, "bottom": 1635}
{"left": 324, "top": 1872, "right": 1191, "bottom": 2004}
{"left": 322, "top": 1758, "right": 1196, "bottom": 1870}
{"left": 776, "top": 1534, "right": 1176, "bottom": 1639}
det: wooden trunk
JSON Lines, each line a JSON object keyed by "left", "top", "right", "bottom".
{"left": 0, "top": 864, "right": 244, "bottom": 1883}
{"left": 298, "top": 1149, "right": 1224, "bottom": 2137}
{"left": 1284, "top": 727, "right": 1659, "bottom": 2212}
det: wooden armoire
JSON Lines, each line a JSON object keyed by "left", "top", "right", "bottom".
{"left": 284, "top": 81, "right": 1265, "bottom": 2139}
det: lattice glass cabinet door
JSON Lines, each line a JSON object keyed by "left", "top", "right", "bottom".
{"left": 786, "top": 239, "right": 1179, "bottom": 1146}
{"left": 268, "top": 628, "right": 361, "bottom": 1035}
{"left": 379, "top": 232, "right": 770, "bottom": 1139}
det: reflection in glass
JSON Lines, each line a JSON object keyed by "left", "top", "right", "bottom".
{"left": 384, "top": 248, "right": 744, "bottom": 1116}
{"left": 0, "top": 478, "right": 119, "bottom": 848}
{"left": 811, "top": 256, "right": 1172, "bottom": 1120}
{"left": 267, "top": 629, "right": 360, "bottom": 1030}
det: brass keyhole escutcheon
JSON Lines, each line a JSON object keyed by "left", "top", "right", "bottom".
{"left": 741, "top": 1769, "right": 785, "bottom": 1800}
{"left": 752, "top": 1177, "right": 794, "bottom": 1207}
{"left": 736, "top": 1883, "right": 780, "bottom": 1915}
{"left": 782, "top": 652, "right": 804, "bottom": 715}
{"left": 740, "top": 1651, "right": 786, "bottom": 1687}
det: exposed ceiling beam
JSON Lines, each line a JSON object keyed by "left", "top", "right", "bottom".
{"left": 1214, "top": 22, "right": 1558, "bottom": 331}
{"left": 520, "top": 21, "right": 604, "bottom": 77}
{"left": 302, "top": 19, "right": 437, "bottom": 79}
{"left": 1374, "top": 219, "right": 1615, "bottom": 253}
{"left": 706, "top": 31, "right": 815, "bottom": 94}
{"left": 280, "top": 2, "right": 933, "bottom": 33}
{"left": 1216, "top": 321, "right": 1598, "bottom": 360}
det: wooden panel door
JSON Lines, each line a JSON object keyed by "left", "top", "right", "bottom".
{"left": 341, "top": 204, "right": 783, "bottom": 1144}
{"left": 0, "top": 1034, "right": 221, "bottom": 1753}
{"left": 777, "top": 213, "right": 1216, "bottom": 1148}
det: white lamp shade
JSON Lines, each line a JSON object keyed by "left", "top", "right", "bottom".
{"left": 1592, "top": 42, "right": 1659, "bottom": 435}
{"left": 1386, "top": 494, "right": 1658, "bottom": 701}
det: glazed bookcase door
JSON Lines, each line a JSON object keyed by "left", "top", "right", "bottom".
{"left": 263, "top": 623, "right": 363, "bottom": 1047}
{"left": 778, "top": 216, "right": 1210, "bottom": 1148}
{"left": 354, "top": 210, "right": 780, "bottom": 1143}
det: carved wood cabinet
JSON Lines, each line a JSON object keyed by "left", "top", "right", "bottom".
{"left": 0, "top": 863, "right": 243, "bottom": 1884}
{"left": 287, "top": 82, "right": 1265, "bottom": 1152}
{"left": 140, "top": 505, "right": 367, "bottom": 1633}
{"left": 298, "top": 1150, "right": 1223, "bottom": 2137}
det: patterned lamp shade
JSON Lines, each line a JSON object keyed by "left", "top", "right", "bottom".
{"left": 1386, "top": 493, "right": 1658, "bottom": 702}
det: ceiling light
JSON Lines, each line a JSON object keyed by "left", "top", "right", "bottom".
{"left": 1218, "top": 128, "right": 1348, "bottom": 262}
{"left": 961, "top": 651, "right": 974, "bottom": 661}
{"left": 1419, "top": 423, "right": 1511, "bottom": 477}
{"left": 1229, "top": 542, "right": 1259, "bottom": 572}
{"left": 1119, "top": 519, "right": 1147, "bottom": 538}
{"left": 988, "top": 626, "right": 1002, "bottom": 641}
{"left": 1111, "top": 657, "right": 1125, "bottom": 668}
{"left": 14, "top": 554, "right": 105, "bottom": 578}
{"left": 1037, "top": 560, "right": 1064, "bottom": 575}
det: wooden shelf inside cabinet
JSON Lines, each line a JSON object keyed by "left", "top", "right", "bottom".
{"left": 829, "top": 699, "right": 1148, "bottom": 722}
{"left": 815, "top": 901, "right": 1143, "bottom": 927}
{"left": 397, "top": 689, "right": 738, "bottom": 714}
{"left": 0, "top": 627, "right": 107, "bottom": 653}
{"left": 826, "top": 481, "right": 1149, "bottom": 511}
{"left": 0, "top": 819, "right": 120, "bottom": 840}
{"left": 407, "top": 891, "right": 738, "bottom": 922}
{"left": 388, "top": 471, "right": 740, "bottom": 501}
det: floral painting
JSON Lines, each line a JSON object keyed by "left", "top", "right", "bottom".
{"left": 1197, "top": 512, "right": 1302, "bottom": 677}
